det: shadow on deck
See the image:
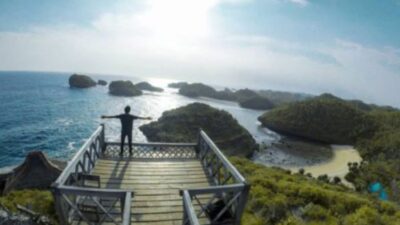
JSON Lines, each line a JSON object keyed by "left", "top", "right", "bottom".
{"left": 52, "top": 125, "right": 250, "bottom": 225}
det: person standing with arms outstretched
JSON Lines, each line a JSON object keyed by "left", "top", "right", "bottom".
{"left": 101, "top": 106, "right": 152, "bottom": 156}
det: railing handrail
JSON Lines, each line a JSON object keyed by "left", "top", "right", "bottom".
{"left": 181, "top": 183, "right": 245, "bottom": 196}
{"left": 56, "top": 184, "right": 132, "bottom": 225}
{"left": 53, "top": 125, "right": 103, "bottom": 186}
{"left": 56, "top": 185, "right": 132, "bottom": 197}
{"left": 199, "top": 130, "right": 246, "bottom": 184}
{"left": 52, "top": 125, "right": 249, "bottom": 225}
{"left": 106, "top": 142, "right": 197, "bottom": 147}
{"left": 182, "top": 190, "right": 201, "bottom": 225}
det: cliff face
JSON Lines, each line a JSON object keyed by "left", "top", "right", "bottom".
{"left": 139, "top": 103, "right": 258, "bottom": 157}
{"left": 69, "top": 74, "right": 96, "bottom": 88}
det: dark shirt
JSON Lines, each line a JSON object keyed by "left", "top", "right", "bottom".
{"left": 117, "top": 114, "right": 139, "bottom": 134}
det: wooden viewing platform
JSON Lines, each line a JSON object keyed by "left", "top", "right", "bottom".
{"left": 52, "top": 125, "right": 250, "bottom": 225}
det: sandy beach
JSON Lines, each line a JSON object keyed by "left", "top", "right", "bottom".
{"left": 289, "top": 145, "right": 362, "bottom": 186}
{"left": 254, "top": 138, "right": 362, "bottom": 187}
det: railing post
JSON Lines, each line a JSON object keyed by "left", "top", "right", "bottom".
{"left": 234, "top": 183, "right": 251, "bottom": 225}
{"left": 195, "top": 128, "right": 202, "bottom": 156}
{"left": 52, "top": 185, "right": 68, "bottom": 225}
{"left": 122, "top": 192, "right": 132, "bottom": 225}
{"left": 100, "top": 123, "right": 106, "bottom": 153}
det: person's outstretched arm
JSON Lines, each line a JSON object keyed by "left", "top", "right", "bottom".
{"left": 135, "top": 116, "right": 152, "bottom": 120}
{"left": 101, "top": 115, "right": 119, "bottom": 119}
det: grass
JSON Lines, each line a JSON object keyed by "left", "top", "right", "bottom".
{"left": 231, "top": 157, "right": 400, "bottom": 225}
{"left": 0, "top": 189, "right": 57, "bottom": 223}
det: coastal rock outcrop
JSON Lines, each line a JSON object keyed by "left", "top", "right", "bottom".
{"left": 258, "top": 90, "right": 312, "bottom": 106}
{"left": 134, "top": 82, "right": 163, "bottom": 92}
{"left": 234, "top": 89, "right": 260, "bottom": 101}
{"left": 1, "top": 151, "right": 62, "bottom": 195}
{"left": 109, "top": 80, "right": 142, "bottom": 97}
{"left": 168, "top": 82, "right": 189, "bottom": 89}
{"left": 97, "top": 80, "right": 107, "bottom": 86}
{"left": 139, "top": 103, "right": 258, "bottom": 157}
{"left": 213, "top": 88, "right": 237, "bottom": 101}
{"left": 258, "top": 95, "right": 375, "bottom": 144}
{"left": 178, "top": 83, "right": 237, "bottom": 101}
{"left": 238, "top": 96, "right": 274, "bottom": 110}
{"left": 68, "top": 74, "right": 96, "bottom": 88}
{"left": 175, "top": 82, "right": 318, "bottom": 109}
{"left": 178, "top": 83, "right": 217, "bottom": 98}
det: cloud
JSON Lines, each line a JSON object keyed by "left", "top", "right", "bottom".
{"left": 0, "top": 0, "right": 399, "bottom": 107}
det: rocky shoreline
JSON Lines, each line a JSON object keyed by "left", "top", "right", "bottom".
{"left": 254, "top": 136, "right": 333, "bottom": 167}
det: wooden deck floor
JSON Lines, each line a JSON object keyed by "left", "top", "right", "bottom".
{"left": 88, "top": 158, "right": 212, "bottom": 225}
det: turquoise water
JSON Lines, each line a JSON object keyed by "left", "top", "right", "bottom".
{"left": 0, "top": 71, "right": 275, "bottom": 169}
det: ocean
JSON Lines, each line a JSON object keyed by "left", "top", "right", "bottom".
{"left": 0, "top": 71, "right": 277, "bottom": 169}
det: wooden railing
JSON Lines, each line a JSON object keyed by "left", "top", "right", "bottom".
{"left": 180, "top": 130, "right": 250, "bottom": 225}
{"left": 103, "top": 142, "right": 198, "bottom": 159}
{"left": 52, "top": 125, "right": 132, "bottom": 225}
{"left": 53, "top": 125, "right": 250, "bottom": 225}
{"left": 53, "top": 186, "right": 132, "bottom": 225}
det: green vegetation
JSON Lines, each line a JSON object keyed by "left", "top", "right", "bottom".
{"left": 238, "top": 96, "right": 274, "bottom": 110}
{"left": 178, "top": 83, "right": 237, "bottom": 101}
{"left": 356, "top": 110, "right": 400, "bottom": 160}
{"left": 232, "top": 157, "right": 400, "bottom": 225}
{"left": 345, "top": 110, "right": 400, "bottom": 197}
{"left": 178, "top": 83, "right": 221, "bottom": 98}
{"left": 258, "top": 93, "right": 400, "bottom": 203}
{"left": 0, "top": 189, "right": 57, "bottom": 222}
{"left": 139, "top": 103, "right": 258, "bottom": 157}
{"left": 176, "top": 82, "right": 310, "bottom": 109}
{"left": 258, "top": 95, "right": 375, "bottom": 144}
{"left": 214, "top": 88, "right": 237, "bottom": 101}
{"left": 234, "top": 89, "right": 259, "bottom": 101}
{"left": 258, "top": 90, "right": 311, "bottom": 106}
{"left": 319, "top": 93, "right": 397, "bottom": 112}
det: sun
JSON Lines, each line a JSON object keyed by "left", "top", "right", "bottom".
{"left": 137, "top": 0, "right": 218, "bottom": 40}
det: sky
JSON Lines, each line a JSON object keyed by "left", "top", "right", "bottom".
{"left": 0, "top": 0, "right": 399, "bottom": 107}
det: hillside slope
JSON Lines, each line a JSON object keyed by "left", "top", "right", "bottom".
{"left": 232, "top": 158, "right": 400, "bottom": 225}
{"left": 258, "top": 96, "right": 375, "bottom": 144}
{"left": 140, "top": 103, "right": 258, "bottom": 157}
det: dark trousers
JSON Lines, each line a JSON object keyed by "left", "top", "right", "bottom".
{"left": 120, "top": 132, "right": 132, "bottom": 154}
